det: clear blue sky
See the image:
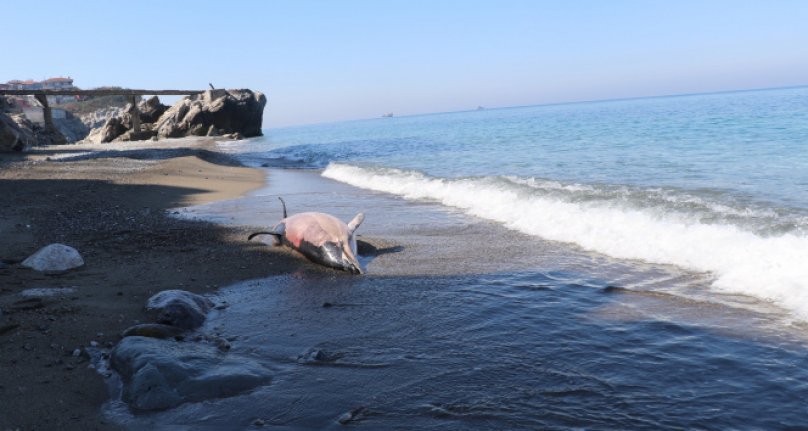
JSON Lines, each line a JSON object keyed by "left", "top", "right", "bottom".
{"left": 3, "top": 1, "right": 807, "bottom": 127}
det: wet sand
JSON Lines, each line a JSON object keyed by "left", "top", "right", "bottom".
{"left": 0, "top": 139, "right": 317, "bottom": 430}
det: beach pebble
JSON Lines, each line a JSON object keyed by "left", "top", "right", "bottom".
{"left": 21, "top": 243, "right": 84, "bottom": 273}
{"left": 146, "top": 290, "right": 214, "bottom": 330}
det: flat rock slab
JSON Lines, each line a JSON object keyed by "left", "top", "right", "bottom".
{"left": 21, "top": 243, "right": 84, "bottom": 273}
{"left": 111, "top": 336, "right": 272, "bottom": 411}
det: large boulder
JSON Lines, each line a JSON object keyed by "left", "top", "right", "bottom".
{"left": 85, "top": 115, "right": 130, "bottom": 143}
{"left": 155, "top": 89, "right": 266, "bottom": 139}
{"left": 110, "top": 336, "right": 273, "bottom": 411}
{"left": 0, "top": 112, "right": 34, "bottom": 152}
{"left": 138, "top": 96, "right": 169, "bottom": 123}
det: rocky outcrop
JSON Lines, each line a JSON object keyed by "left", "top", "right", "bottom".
{"left": 155, "top": 89, "right": 265, "bottom": 139}
{"left": 82, "top": 90, "right": 264, "bottom": 144}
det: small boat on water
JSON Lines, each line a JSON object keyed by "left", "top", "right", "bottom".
{"left": 382, "top": 112, "right": 394, "bottom": 118}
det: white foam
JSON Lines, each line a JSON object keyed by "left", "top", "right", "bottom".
{"left": 323, "top": 163, "right": 808, "bottom": 319}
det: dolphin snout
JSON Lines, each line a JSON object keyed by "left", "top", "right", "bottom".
{"left": 343, "top": 255, "right": 364, "bottom": 274}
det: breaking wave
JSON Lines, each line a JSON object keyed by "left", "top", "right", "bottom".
{"left": 323, "top": 163, "right": 808, "bottom": 319}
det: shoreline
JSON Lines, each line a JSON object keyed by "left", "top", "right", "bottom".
{"left": 0, "top": 138, "right": 314, "bottom": 430}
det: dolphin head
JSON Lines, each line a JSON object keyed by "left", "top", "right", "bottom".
{"left": 341, "top": 241, "right": 364, "bottom": 274}
{"left": 320, "top": 241, "right": 363, "bottom": 274}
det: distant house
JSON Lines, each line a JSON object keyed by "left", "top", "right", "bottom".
{"left": 5, "top": 77, "right": 74, "bottom": 91}
{"left": 40, "top": 77, "right": 74, "bottom": 90}
{"left": 7, "top": 79, "right": 41, "bottom": 90}
{"left": 4, "top": 77, "right": 78, "bottom": 105}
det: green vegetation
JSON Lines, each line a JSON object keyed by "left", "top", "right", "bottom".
{"left": 53, "top": 87, "right": 140, "bottom": 116}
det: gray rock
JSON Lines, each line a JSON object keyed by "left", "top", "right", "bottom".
{"left": 111, "top": 336, "right": 272, "bottom": 411}
{"left": 0, "top": 112, "right": 35, "bottom": 152}
{"left": 95, "top": 116, "right": 129, "bottom": 143}
{"left": 146, "top": 290, "right": 214, "bottom": 330}
{"left": 138, "top": 96, "right": 169, "bottom": 123}
{"left": 21, "top": 244, "right": 84, "bottom": 273}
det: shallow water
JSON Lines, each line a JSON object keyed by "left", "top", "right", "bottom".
{"left": 106, "top": 167, "right": 808, "bottom": 430}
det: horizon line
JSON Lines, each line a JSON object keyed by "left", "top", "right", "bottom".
{"left": 268, "top": 83, "right": 808, "bottom": 130}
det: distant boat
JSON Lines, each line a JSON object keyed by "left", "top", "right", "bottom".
{"left": 382, "top": 112, "right": 394, "bottom": 118}
{"left": 476, "top": 106, "right": 485, "bottom": 110}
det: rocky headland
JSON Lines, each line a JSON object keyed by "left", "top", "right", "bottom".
{"left": 0, "top": 88, "right": 266, "bottom": 151}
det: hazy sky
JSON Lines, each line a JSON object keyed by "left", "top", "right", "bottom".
{"left": 3, "top": 1, "right": 807, "bottom": 127}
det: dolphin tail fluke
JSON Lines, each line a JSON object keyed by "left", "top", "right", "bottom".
{"left": 278, "top": 197, "right": 288, "bottom": 218}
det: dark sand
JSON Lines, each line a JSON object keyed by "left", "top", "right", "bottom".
{"left": 0, "top": 140, "right": 315, "bottom": 430}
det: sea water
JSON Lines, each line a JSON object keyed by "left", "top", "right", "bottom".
{"left": 111, "top": 87, "right": 808, "bottom": 429}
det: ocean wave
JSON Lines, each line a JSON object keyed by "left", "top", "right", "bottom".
{"left": 322, "top": 163, "right": 808, "bottom": 319}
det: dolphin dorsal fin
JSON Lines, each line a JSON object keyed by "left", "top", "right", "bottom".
{"left": 278, "top": 197, "right": 288, "bottom": 218}
{"left": 347, "top": 213, "right": 365, "bottom": 235}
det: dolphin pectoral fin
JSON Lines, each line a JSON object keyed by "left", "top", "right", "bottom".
{"left": 347, "top": 213, "right": 365, "bottom": 234}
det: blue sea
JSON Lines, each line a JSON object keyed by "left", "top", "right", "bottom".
{"left": 243, "top": 86, "right": 808, "bottom": 318}
{"left": 111, "top": 87, "right": 808, "bottom": 429}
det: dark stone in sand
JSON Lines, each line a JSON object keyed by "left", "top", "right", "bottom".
{"left": 121, "top": 323, "right": 186, "bottom": 340}
{"left": 146, "top": 290, "right": 214, "bottom": 330}
{"left": 110, "top": 336, "right": 272, "bottom": 411}
{"left": 0, "top": 323, "right": 20, "bottom": 336}
{"left": 10, "top": 297, "right": 45, "bottom": 311}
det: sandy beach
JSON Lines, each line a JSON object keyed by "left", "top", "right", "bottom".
{"left": 0, "top": 138, "right": 310, "bottom": 430}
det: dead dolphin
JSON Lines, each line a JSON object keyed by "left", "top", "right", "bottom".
{"left": 249, "top": 198, "right": 365, "bottom": 274}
